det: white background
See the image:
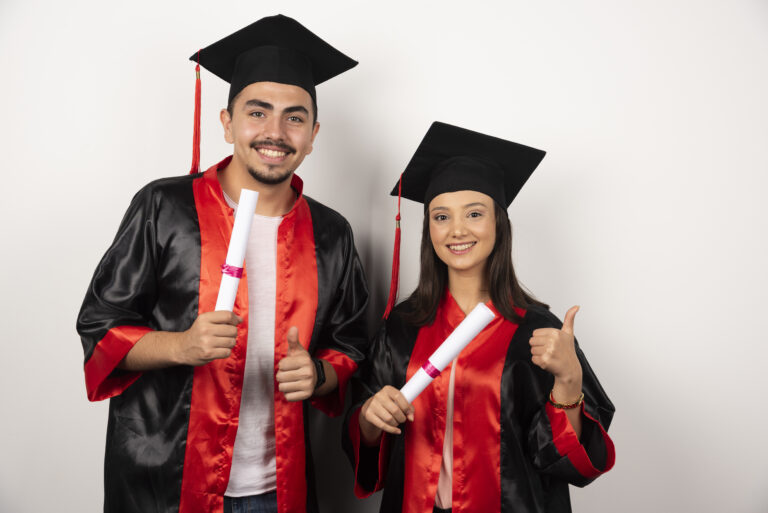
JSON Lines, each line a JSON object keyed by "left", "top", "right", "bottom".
{"left": 1, "top": 1, "right": 767, "bottom": 512}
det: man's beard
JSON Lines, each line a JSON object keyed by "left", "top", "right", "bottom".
{"left": 246, "top": 164, "right": 293, "bottom": 185}
{"left": 247, "top": 140, "right": 296, "bottom": 185}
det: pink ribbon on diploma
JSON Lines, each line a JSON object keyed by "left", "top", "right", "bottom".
{"left": 221, "top": 264, "right": 243, "bottom": 278}
{"left": 421, "top": 360, "right": 440, "bottom": 378}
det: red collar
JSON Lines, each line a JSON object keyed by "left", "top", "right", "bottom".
{"left": 201, "top": 155, "right": 305, "bottom": 217}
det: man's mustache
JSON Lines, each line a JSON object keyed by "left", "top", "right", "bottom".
{"left": 250, "top": 140, "right": 296, "bottom": 154}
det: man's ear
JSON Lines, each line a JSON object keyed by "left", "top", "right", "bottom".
{"left": 305, "top": 121, "right": 320, "bottom": 155}
{"left": 312, "top": 121, "right": 320, "bottom": 142}
{"left": 220, "top": 108, "right": 234, "bottom": 144}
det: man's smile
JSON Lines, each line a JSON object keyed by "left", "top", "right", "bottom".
{"left": 250, "top": 141, "right": 296, "bottom": 163}
{"left": 257, "top": 148, "right": 288, "bottom": 158}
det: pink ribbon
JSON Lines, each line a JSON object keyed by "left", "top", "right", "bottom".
{"left": 221, "top": 264, "right": 243, "bottom": 278}
{"left": 421, "top": 360, "right": 440, "bottom": 379}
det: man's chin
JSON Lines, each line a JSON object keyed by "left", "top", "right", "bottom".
{"left": 246, "top": 166, "right": 293, "bottom": 186}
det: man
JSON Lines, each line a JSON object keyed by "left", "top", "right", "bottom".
{"left": 77, "top": 15, "right": 368, "bottom": 513}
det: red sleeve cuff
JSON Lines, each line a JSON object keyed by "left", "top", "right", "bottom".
{"left": 84, "top": 325, "right": 151, "bottom": 401}
{"left": 545, "top": 401, "right": 616, "bottom": 479}
{"left": 349, "top": 407, "right": 390, "bottom": 498}
{"left": 310, "top": 349, "right": 358, "bottom": 417}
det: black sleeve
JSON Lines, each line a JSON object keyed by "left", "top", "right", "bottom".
{"left": 310, "top": 220, "right": 370, "bottom": 416}
{"left": 342, "top": 309, "right": 418, "bottom": 497}
{"left": 76, "top": 185, "right": 158, "bottom": 401}
{"left": 523, "top": 310, "right": 616, "bottom": 487}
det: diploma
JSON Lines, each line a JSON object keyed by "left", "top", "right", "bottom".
{"left": 214, "top": 189, "right": 259, "bottom": 312}
{"left": 400, "top": 303, "right": 496, "bottom": 403}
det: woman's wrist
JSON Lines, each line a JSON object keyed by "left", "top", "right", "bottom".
{"left": 358, "top": 417, "right": 383, "bottom": 446}
{"left": 358, "top": 399, "right": 384, "bottom": 446}
{"left": 552, "top": 374, "right": 583, "bottom": 404}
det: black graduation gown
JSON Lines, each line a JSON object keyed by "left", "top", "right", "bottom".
{"left": 77, "top": 156, "right": 369, "bottom": 513}
{"left": 344, "top": 292, "right": 615, "bottom": 513}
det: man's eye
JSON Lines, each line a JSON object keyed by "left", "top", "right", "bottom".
{"left": 288, "top": 116, "right": 304, "bottom": 123}
{"left": 250, "top": 111, "right": 265, "bottom": 118}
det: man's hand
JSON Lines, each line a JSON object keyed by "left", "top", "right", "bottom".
{"left": 276, "top": 327, "right": 316, "bottom": 402}
{"left": 175, "top": 311, "right": 242, "bottom": 366}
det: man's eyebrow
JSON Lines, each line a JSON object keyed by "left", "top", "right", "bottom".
{"left": 243, "top": 99, "right": 273, "bottom": 110}
{"left": 242, "top": 100, "right": 309, "bottom": 116}
{"left": 284, "top": 105, "right": 310, "bottom": 115}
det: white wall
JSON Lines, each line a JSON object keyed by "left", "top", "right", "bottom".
{"left": 1, "top": 1, "right": 767, "bottom": 511}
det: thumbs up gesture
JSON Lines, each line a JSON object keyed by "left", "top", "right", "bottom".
{"left": 276, "top": 326, "right": 316, "bottom": 402}
{"left": 529, "top": 306, "right": 583, "bottom": 389}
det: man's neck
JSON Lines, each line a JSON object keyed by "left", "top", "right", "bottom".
{"left": 218, "top": 159, "right": 297, "bottom": 217}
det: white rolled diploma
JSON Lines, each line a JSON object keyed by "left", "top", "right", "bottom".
{"left": 214, "top": 189, "right": 259, "bottom": 311}
{"left": 400, "top": 302, "right": 496, "bottom": 403}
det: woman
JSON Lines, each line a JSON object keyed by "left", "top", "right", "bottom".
{"left": 344, "top": 122, "right": 615, "bottom": 513}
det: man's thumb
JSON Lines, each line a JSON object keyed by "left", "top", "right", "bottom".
{"left": 287, "top": 326, "right": 302, "bottom": 352}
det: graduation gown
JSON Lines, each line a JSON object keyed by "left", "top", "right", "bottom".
{"left": 77, "top": 157, "right": 369, "bottom": 513}
{"left": 344, "top": 292, "right": 615, "bottom": 513}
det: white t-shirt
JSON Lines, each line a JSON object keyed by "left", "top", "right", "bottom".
{"left": 224, "top": 193, "right": 281, "bottom": 497}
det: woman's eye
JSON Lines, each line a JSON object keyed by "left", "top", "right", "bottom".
{"left": 434, "top": 214, "right": 448, "bottom": 222}
{"left": 469, "top": 211, "right": 483, "bottom": 218}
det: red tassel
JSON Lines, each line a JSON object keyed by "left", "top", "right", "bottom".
{"left": 189, "top": 51, "right": 201, "bottom": 175}
{"left": 383, "top": 175, "right": 403, "bottom": 319}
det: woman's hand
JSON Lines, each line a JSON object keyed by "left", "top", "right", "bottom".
{"left": 359, "top": 385, "right": 414, "bottom": 445}
{"left": 529, "top": 306, "right": 583, "bottom": 401}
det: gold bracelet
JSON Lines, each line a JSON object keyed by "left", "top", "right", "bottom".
{"left": 548, "top": 390, "right": 584, "bottom": 410}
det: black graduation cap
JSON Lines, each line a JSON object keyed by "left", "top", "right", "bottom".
{"left": 391, "top": 121, "right": 546, "bottom": 208}
{"left": 192, "top": 14, "right": 358, "bottom": 104}
{"left": 382, "top": 122, "right": 546, "bottom": 318}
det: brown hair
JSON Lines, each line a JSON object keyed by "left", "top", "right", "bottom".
{"left": 404, "top": 203, "right": 547, "bottom": 325}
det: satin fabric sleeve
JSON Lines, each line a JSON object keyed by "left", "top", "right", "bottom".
{"left": 524, "top": 317, "right": 616, "bottom": 487}
{"left": 76, "top": 185, "right": 158, "bottom": 401}
{"left": 342, "top": 319, "right": 402, "bottom": 497}
{"left": 310, "top": 220, "right": 369, "bottom": 416}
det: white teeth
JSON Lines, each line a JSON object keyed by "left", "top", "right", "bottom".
{"left": 449, "top": 242, "right": 475, "bottom": 251}
{"left": 258, "top": 148, "right": 287, "bottom": 158}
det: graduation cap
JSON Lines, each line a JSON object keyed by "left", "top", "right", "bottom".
{"left": 382, "top": 121, "right": 546, "bottom": 318}
{"left": 187, "top": 14, "right": 358, "bottom": 174}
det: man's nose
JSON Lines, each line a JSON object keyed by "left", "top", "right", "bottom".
{"left": 262, "top": 115, "right": 284, "bottom": 140}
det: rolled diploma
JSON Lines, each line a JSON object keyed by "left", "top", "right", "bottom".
{"left": 214, "top": 189, "right": 259, "bottom": 311}
{"left": 400, "top": 303, "right": 496, "bottom": 403}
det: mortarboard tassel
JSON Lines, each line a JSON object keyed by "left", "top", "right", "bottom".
{"left": 383, "top": 174, "right": 403, "bottom": 319}
{"left": 189, "top": 50, "right": 202, "bottom": 175}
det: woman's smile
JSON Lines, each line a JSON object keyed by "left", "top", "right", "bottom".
{"left": 446, "top": 241, "right": 477, "bottom": 254}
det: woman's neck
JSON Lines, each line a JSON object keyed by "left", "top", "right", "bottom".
{"left": 447, "top": 268, "right": 490, "bottom": 315}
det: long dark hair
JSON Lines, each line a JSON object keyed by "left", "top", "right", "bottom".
{"left": 405, "top": 203, "right": 547, "bottom": 325}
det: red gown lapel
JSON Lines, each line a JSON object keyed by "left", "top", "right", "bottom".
{"left": 273, "top": 175, "right": 318, "bottom": 513}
